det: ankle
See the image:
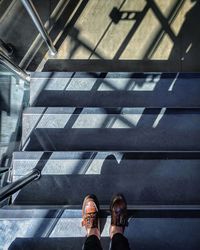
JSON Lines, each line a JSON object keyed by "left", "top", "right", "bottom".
{"left": 87, "top": 228, "right": 100, "bottom": 239}
{"left": 110, "top": 225, "right": 124, "bottom": 239}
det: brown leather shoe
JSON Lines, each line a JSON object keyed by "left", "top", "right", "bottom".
{"left": 110, "top": 194, "right": 128, "bottom": 230}
{"left": 82, "top": 194, "right": 100, "bottom": 230}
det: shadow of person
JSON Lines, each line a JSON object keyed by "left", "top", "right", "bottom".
{"left": 99, "top": 153, "right": 142, "bottom": 234}
{"left": 100, "top": 153, "right": 159, "bottom": 204}
{"left": 99, "top": 154, "right": 119, "bottom": 233}
{"left": 169, "top": 0, "right": 200, "bottom": 70}
{"left": 100, "top": 154, "right": 120, "bottom": 175}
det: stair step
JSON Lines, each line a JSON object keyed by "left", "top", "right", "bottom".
{"left": 1, "top": 208, "right": 200, "bottom": 250}
{"left": 12, "top": 151, "right": 200, "bottom": 206}
{"left": 30, "top": 72, "right": 200, "bottom": 107}
{"left": 4, "top": 71, "right": 200, "bottom": 249}
{"left": 22, "top": 108, "right": 200, "bottom": 151}
{"left": 12, "top": 151, "right": 200, "bottom": 176}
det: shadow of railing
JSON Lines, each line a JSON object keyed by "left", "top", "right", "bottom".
{"left": 30, "top": 72, "right": 200, "bottom": 107}
{"left": 40, "top": 0, "right": 200, "bottom": 72}
{"left": 2, "top": 0, "right": 200, "bottom": 71}
{"left": 27, "top": 0, "right": 90, "bottom": 71}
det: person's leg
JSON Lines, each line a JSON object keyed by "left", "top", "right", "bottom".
{"left": 109, "top": 194, "right": 131, "bottom": 250}
{"left": 110, "top": 233, "right": 130, "bottom": 250}
{"left": 82, "top": 194, "right": 103, "bottom": 250}
{"left": 83, "top": 235, "right": 102, "bottom": 250}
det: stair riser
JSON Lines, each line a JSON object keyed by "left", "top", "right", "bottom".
{"left": 12, "top": 173, "right": 200, "bottom": 205}
{"left": 23, "top": 128, "right": 200, "bottom": 151}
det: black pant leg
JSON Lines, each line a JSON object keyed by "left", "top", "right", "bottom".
{"left": 110, "top": 233, "right": 131, "bottom": 250}
{"left": 83, "top": 235, "right": 103, "bottom": 250}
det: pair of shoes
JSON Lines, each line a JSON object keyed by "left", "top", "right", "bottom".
{"left": 82, "top": 194, "right": 128, "bottom": 238}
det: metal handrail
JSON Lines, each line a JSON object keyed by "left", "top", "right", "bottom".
{"left": 0, "top": 52, "right": 30, "bottom": 81}
{"left": 21, "top": 0, "right": 57, "bottom": 55}
{"left": 0, "top": 167, "right": 10, "bottom": 174}
{"left": 0, "top": 0, "right": 57, "bottom": 81}
{"left": 0, "top": 169, "right": 41, "bottom": 202}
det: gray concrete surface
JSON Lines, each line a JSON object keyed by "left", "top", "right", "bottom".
{"left": 34, "top": 0, "right": 200, "bottom": 72}
{"left": 1, "top": 0, "right": 200, "bottom": 71}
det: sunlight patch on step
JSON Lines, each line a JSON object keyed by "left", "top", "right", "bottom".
{"left": 133, "top": 74, "right": 161, "bottom": 91}
{"left": 13, "top": 159, "right": 120, "bottom": 176}
{"left": 98, "top": 78, "right": 136, "bottom": 91}
{"left": 72, "top": 112, "right": 144, "bottom": 129}
{"left": 65, "top": 78, "right": 97, "bottom": 91}
{"left": 30, "top": 77, "right": 69, "bottom": 105}
{"left": 37, "top": 114, "right": 72, "bottom": 129}
{"left": 13, "top": 152, "right": 124, "bottom": 176}
{"left": 152, "top": 108, "right": 166, "bottom": 128}
{"left": 85, "top": 152, "right": 123, "bottom": 175}
{"left": 168, "top": 73, "right": 179, "bottom": 91}
{"left": 112, "top": 110, "right": 144, "bottom": 128}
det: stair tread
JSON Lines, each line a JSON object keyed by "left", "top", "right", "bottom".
{"left": 13, "top": 151, "right": 200, "bottom": 176}
{"left": 22, "top": 108, "right": 200, "bottom": 151}
{"left": 12, "top": 175, "right": 200, "bottom": 205}
{"left": 12, "top": 150, "right": 200, "bottom": 206}
{"left": 30, "top": 72, "right": 200, "bottom": 107}
{"left": 1, "top": 208, "right": 200, "bottom": 250}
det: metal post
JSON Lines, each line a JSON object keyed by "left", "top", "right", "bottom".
{"left": 21, "top": 0, "right": 57, "bottom": 55}
{"left": 0, "top": 53, "right": 30, "bottom": 82}
{"left": 0, "top": 169, "right": 41, "bottom": 202}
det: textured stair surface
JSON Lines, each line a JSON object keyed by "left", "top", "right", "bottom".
{"left": 1, "top": 208, "right": 200, "bottom": 250}
{"left": 30, "top": 72, "right": 200, "bottom": 107}
{"left": 12, "top": 151, "right": 200, "bottom": 205}
{"left": 22, "top": 107, "right": 200, "bottom": 151}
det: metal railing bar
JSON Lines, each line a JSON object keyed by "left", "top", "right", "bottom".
{"left": 0, "top": 168, "right": 41, "bottom": 202}
{"left": 0, "top": 167, "right": 10, "bottom": 174}
{"left": 20, "top": 0, "right": 57, "bottom": 55}
{"left": 0, "top": 52, "right": 30, "bottom": 81}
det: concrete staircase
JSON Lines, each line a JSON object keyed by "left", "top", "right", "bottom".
{"left": 1, "top": 72, "right": 200, "bottom": 249}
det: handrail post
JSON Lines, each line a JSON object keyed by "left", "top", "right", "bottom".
{"left": 0, "top": 169, "right": 41, "bottom": 202}
{"left": 21, "top": 0, "right": 57, "bottom": 55}
{"left": 0, "top": 53, "right": 30, "bottom": 82}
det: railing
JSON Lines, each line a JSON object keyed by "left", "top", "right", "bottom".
{"left": 0, "top": 0, "right": 57, "bottom": 201}
{"left": 0, "top": 0, "right": 57, "bottom": 82}
{"left": 0, "top": 169, "right": 41, "bottom": 202}
{"left": 0, "top": 52, "right": 30, "bottom": 81}
{"left": 0, "top": 167, "right": 9, "bottom": 174}
{"left": 20, "top": 0, "right": 57, "bottom": 55}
